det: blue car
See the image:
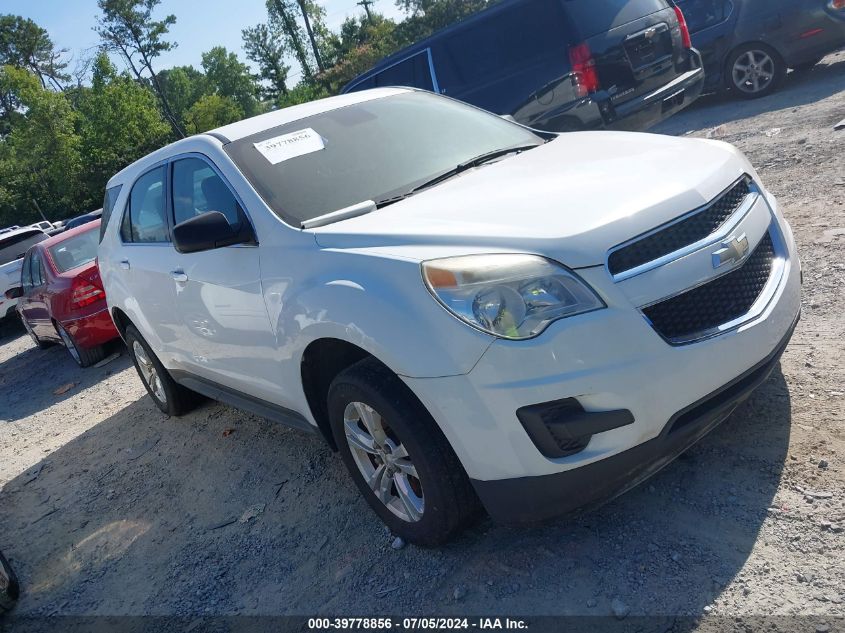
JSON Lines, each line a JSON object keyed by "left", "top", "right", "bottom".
{"left": 676, "top": 0, "right": 845, "bottom": 98}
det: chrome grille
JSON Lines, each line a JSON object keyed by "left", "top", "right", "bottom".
{"left": 608, "top": 177, "right": 752, "bottom": 276}
{"left": 642, "top": 232, "right": 775, "bottom": 344}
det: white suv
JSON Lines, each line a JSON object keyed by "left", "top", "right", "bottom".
{"left": 99, "top": 89, "right": 801, "bottom": 545}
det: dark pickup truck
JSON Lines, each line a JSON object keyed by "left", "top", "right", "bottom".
{"left": 342, "top": 0, "right": 706, "bottom": 132}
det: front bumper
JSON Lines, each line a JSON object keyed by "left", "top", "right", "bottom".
{"left": 60, "top": 305, "right": 120, "bottom": 349}
{"left": 473, "top": 312, "right": 797, "bottom": 523}
{"left": 402, "top": 194, "right": 801, "bottom": 523}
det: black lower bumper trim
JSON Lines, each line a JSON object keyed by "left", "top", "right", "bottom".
{"left": 472, "top": 311, "right": 800, "bottom": 524}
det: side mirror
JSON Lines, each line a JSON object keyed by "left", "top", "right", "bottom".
{"left": 172, "top": 211, "right": 253, "bottom": 254}
{"left": 5, "top": 287, "right": 23, "bottom": 300}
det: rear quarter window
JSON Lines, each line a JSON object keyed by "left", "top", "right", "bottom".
{"left": 100, "top": 184, "right": 124, "bottom": 242}
{"left": 436, "top": 0, "right": 572, "bottom": 86}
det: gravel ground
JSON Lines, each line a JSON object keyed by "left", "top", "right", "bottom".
{"left": 1, "top": 52, "right": 843, "bottom": 628}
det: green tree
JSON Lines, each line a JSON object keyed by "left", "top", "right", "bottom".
{"left": 0, "top": 65, "right": 81, "bottom": 225}
{"left": 95, "top": 0, "right": 184, "bottom": 138}
{"left": 316, "top": 14, "right": 399, "bottom": 93}
{"left": 201, "top": 46, "right": 260, "bottom": 118}
{"left": 75, "top": 53, "right": 171, "bottom": 209}
{"left": 243, "top": 23, "right": 291, "bottom": 101}
{"left": 0, "top": 15, "right": 69, "bottom": 135}
{"left": 394, "top": 0, "right": 489, "bottom": 46}
{"left": 184, "top": 94, "right": 243, "bottom": 134}
{"left": 267, "top": 0, "right": 315, "bottom": 82}
{"left": 0, "top": 15, "right": 69, "bottom": 89}
{"left": 158, "top": 65, "right": 210, "bottom": 127}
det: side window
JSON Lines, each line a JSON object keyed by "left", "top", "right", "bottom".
{"left": 171, "top": 157, "right": 243, "bottom": 228}
{"left": 100, "top": 183, "right": 124, "bottom": 243}
{"left": 21, "top": 253, "right": 33, "bottom": 291}
{"left": 30, "top": 250, "right": 45, "bottom": 287}
{"left": 123, "top": 166, "right": 168, "bottom": 243}
{"left": 676, "top": 0, "right": 732, "bottom": 33}
{"left": 373, "top": 52, "right": 434, "bottom": 91}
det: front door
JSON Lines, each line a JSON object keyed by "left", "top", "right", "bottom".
{"left": 168, "top": 156, "right": 277, "bottom": 402}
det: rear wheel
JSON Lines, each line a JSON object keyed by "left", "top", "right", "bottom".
{"left": 57, "top": 323, "right": 106, "bottom": 368}
{"left": 0, "top": 550, "right": 19, "bottom": 614}
{"left": 726, "top": 44, "right": 785, "bottom": 99}
{"left": 125, "top": 325, "right": 198, "bottom": 416}
{"left": 328, "top": 358, "right": 480, "bottom": 546}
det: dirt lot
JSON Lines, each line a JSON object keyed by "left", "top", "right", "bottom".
{"left": 1, "top": 52, "right": 844, "bottom": 627}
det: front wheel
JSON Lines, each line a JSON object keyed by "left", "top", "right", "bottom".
{"left": 125, "top": 325, "right": 198, "bottom": 416}
{"left": 725, "top": 44, "right": 785, "bottom": 99}
{"left": 328, "top": 358, "right": 480, "bottom": 546}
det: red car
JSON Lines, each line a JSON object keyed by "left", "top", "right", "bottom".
{"left": 5, "top": 220, "right": 120, "bottom": 367}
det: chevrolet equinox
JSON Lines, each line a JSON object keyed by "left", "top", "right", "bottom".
{"left": 99, "top": 89, "right": 801, "bottom": 545}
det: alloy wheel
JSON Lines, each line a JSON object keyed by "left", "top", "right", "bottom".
{"left": 58, "top": 326, "right": 81, "bottom": 365}
{"left": 732, "top": 50, "right": 775, "bottom": 95}
{"left": 343, "top": 401, "right": 424, "bottom": 522}
{"left": 133, "top": 341, "right": 167, "bottom": 405}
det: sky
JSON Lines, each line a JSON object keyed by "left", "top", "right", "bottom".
{"left": 3, "top": 0, "right": 406, "bottom": 84}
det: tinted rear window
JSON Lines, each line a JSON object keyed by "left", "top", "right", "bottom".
{"left": 563, "top": 0, "right": 669, "bottom": 37}
{"left": 49, "top": 227, "right": 99, "bottom": 273}
{"left": 0, "top": 231, "right": 48, "bottom": 266}
{"left": 437, "top": 0, "right": 571, "bottom": 86}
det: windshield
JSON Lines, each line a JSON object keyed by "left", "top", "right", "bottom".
{"left": 224, "top": 92, "right": 544, "bottom": 226}
{"left": 0, "top": 231, "right": 48, "bottom": 266}
{"left": 48, "top": 227, "right": 99, "bottom": 273}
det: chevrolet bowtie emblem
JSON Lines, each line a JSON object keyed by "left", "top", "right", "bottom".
{"left": 712, "top": 234, "right": 750, "bottom": 269}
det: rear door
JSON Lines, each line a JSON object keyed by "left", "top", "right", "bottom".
{"left": 565, "top": 0, "right": 688, "bottom": 106}
{"left": 114, "top": 165, "right": 182, "bottom": 360}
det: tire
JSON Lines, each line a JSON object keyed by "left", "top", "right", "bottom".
{"left": 0, "top": 550, "right": 19, "bottom": 614}
{"left": 328, "top": 357, "right": 480, "bottom": 546}
{"left": 792, "top": 58, "right": 823, "bottom": 72}
{"left": 21, "top": 316, "right": 50, "bottom": 350}
{"left": 125, "top": 324, "right": 198, "bottom": 416}
{"left": 57, "top": 323, "right": 106, "bottom": 368}
{"left": 725, "top": 43, "right": 785, "bottom": 99}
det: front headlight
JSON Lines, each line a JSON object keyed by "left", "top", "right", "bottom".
{"left": 422, "top": 254, "right": 605, "bottom": 340}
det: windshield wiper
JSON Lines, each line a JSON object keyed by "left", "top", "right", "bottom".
{"left": 371, "top": 143, "right": 543, "bottom": 211}
{"left": 410, "top": 144, "right": 542, "bottom": 194}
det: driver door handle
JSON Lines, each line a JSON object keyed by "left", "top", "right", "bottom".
{"left": 171, "top": 270, "right": 189, "bottom": 283}
{"left": 119, "top": 259, "right": 130, "bottom": 270}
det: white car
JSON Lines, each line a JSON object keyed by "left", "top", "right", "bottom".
{"left": 1, "top": 227, "right": 49, "bottom": 321}
{"left": 99, "top": 88, "right": 801, "bottom": 544}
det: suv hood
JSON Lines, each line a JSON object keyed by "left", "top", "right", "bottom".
{"left": 310, "top": 132, "right": 753, "bottom": 268}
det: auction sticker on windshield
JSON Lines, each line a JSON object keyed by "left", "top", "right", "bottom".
{"left": 254, "top": 128, "right": 325, "bottom": 164}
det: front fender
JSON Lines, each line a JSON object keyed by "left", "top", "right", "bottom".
{"left": 264, "top": 248, "right": 493, "bottom": 379}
